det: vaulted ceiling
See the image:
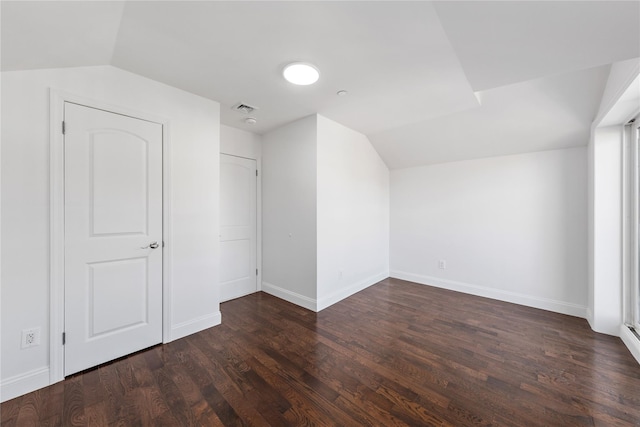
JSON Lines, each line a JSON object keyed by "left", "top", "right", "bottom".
{"left": 2, "top": 1, "right": 639, "bottom": 168}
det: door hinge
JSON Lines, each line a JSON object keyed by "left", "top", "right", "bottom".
{"left": 256, "top": 169, "right": 258, "bottom": 177}
{"left": 62, "top": 332, "right": 66, "bottom": 345}
{"left": 62, "top": 121, "right": 66, "bottom": 135}
{"left": 256, "top": 268, "right": 258, "bottom": 276}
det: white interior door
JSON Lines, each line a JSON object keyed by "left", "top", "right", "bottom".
{"left": 64, "top": 102, "right": 163, "bottom": 376}
{"left": 220, "top": 154, "right": 257, "bottom": 302}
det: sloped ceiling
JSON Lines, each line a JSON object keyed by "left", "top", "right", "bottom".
{"left": 433, "top": 1, "right": 640, "bottom": 92}
{"left": 2, "top": 1, "right": 639, "bottom": 169}
{"left": 1, "top": 1, "right": 125, "bottom": 70}
{"left": 371, "top": 66, "right": 610, "bottom": 168}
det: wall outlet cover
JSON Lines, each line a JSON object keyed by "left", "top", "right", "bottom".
{"left": 21, "top": 327, "right": 41, "bottom": 348}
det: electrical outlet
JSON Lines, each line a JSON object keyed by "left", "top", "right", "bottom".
{"left": 438, "top": 260, "right": 446, "bottom": 269}
{"left": 21, "top": 327, "right": 41, "bottom": 349}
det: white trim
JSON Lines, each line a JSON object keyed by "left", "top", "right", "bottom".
{"left": 390, "top": 270, "right": 588, "bottom": 319}
{"left": 0, "top": 367, "right": 50, "bottom": 403}
{"left": 162, "top": 120, "right": 173, "bottom": 344}
{"left": 317, "top": 272, "right": 389, "bottom": 311}
{"left": 626, "top": 116, "right": 640, "bottom": 332}
{"left": 257, "top": 157, "right": 262, "bottom": 292}
{"left": 620, "top": 325, "right": 640, "bottom": 365}
{"left": 262, "top": 281, "right": 318, "bottom": 312}
{"left": 170, "top": 312, "right": 221, "bottom": 341}
{"left": 634, "top": 119, "right": 640, "bottom": 331}
{"left": 621, "top": 119, "right": 640, "bottom": 331}
{"left": 49, "top": 89, "right": 172, "bottom": 386}
{"left": 49, "top": 89, "right": 66, "bottom": 385}
{"left": 622, "top": 122, "right": 631, "bottom": 326}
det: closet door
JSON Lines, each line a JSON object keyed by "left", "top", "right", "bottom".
{"left": 220, "top": 154, "right": 257, "bottom": 302}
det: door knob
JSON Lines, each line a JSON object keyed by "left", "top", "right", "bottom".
{"left": 142, "top": 241, "right": 159, "bottom": 249}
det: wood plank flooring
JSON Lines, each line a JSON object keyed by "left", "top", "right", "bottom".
{"left": 2, "top": 278, "right": 640, "bottom": 426}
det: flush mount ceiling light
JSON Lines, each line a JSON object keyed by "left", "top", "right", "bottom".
{"left": 283, "top": 62, "right": 320, "bottom": 85}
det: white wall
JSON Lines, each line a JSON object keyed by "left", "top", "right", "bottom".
{"left": 316, "top": 116, "right": 389, "bottom": 310}
{"left": 220, "top": 124, "right": 261, "bottom": 159}
{"left": 1, "top": 65, "right": 220, "bottom": 400}
{"left": 262, "top": 115, "right": 318, "bottom": 308}
{"left": 589, "top": 126, "right": 623, "bottom": 334}
{"left": 391, "top": 148, "right": 588, "bottom": 316}
{"left": 262, "top": 115, "right": 390, "bottom": 311}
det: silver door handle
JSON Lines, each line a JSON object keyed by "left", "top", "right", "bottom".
{"left": 142, "top": 241, "right": 159, "bottom": 249}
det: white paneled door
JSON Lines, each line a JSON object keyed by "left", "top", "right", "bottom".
{"left": 64, "top": 102, "right": 163, "bottom": 376}
{"left": 220, "top": 154, "right": 257, "bottom": 302}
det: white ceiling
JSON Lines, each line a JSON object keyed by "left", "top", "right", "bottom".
{"left": 433, "top": 1, "right": 640, "bottom": 92}
{"left": 110, "top": 1, "right": 480, "bottom": 135}
{"left": 1, "top": 1, "right": 125, "bottom": 70}
{"left": 371, "top": 65, "right": 610, "bottom": 168}
{"left": 2, "top": 1, "right": 639, "bottom": 169}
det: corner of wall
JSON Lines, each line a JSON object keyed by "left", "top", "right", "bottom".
{"left": 316, "top": 271, "right": 389, "bottom": 311}
{"left": 261, "top": 281, "right": 318, "bottom": 312}
{"left": 586, "top": 308, "right": 621, "bottom": 336}
{"left": 169, "top": 312, "right": 222, "bottom": 342}
{"left": 586, "top": 308, "right": 594, "bottom": 329}
{"left": 261, "top": 114, "right": 319, "bottom": 303}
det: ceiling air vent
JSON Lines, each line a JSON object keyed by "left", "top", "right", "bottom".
{"left": 233, "top": 103, "right": 258, "bottom": 114}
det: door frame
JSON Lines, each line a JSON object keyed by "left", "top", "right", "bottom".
{"left": 49, "top": 89, "right": 173, "bottom": 385}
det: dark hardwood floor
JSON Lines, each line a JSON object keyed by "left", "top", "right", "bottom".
{"left": 2, "top": 278, "right": 640, "bottom": 426}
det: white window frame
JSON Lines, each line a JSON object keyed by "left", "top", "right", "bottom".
{"left": 623, "top": 113, "right": 640, "bottom": 332}
{"left": 633, "top": 116, "right": 640, "bottom": 331}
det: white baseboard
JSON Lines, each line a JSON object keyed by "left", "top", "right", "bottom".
{"left": 390, "top": 271, "right": 587, "bottom": 318}
{"left": 620, "top": 325, "right": 640, "bottom": 365}
{"left": 317, "top": 271, "right": 389, "bottom": 311}
{"left": 169, "top": 311, "right": 221, "bottom": 341}
{"left": 1, "top": 367, "right": 50, "bottom": 403}
{"left": 261, "top": 281, "right": 318, "bottom": 311}
{"left": 0, "top": 313, "right": 223, "bottom": 403}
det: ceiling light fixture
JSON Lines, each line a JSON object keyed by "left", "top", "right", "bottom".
{"left": 283, "top": 62, "right": 320, "bottom": 85}
{"left": 337, "top": 90, "right": 348, "bottom": 96}
{"left": 244, "top": 117, "right": 257, "bottom": 125}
